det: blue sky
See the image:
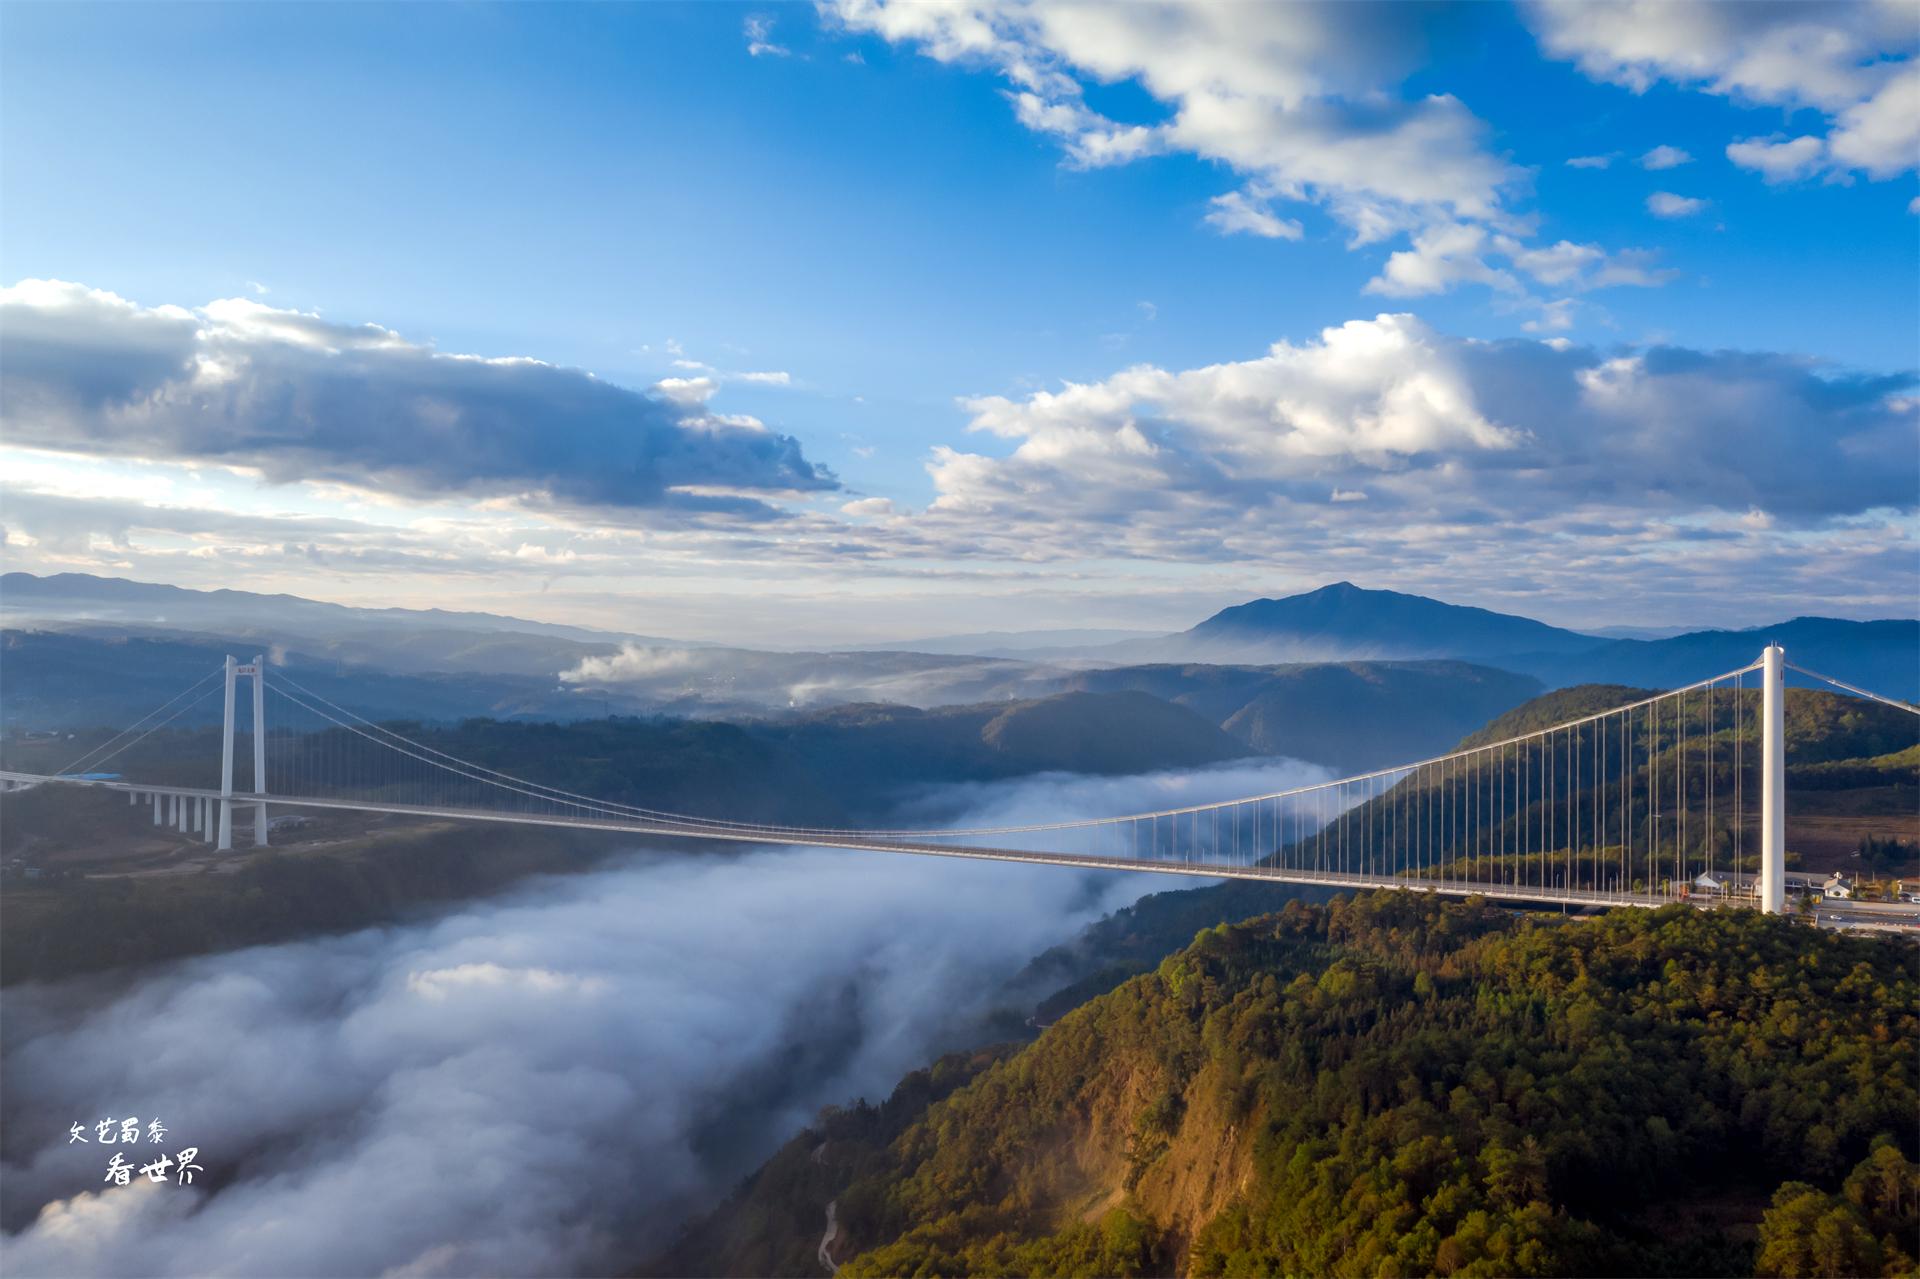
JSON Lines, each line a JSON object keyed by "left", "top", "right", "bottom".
{"left": 1, "top": 1, "right": 1915, "bottom": 641}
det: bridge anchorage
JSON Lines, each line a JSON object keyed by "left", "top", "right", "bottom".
{"left": 6, "top": 645, "right": 1916, "bottom": 917}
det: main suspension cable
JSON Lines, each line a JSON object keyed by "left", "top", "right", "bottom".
{"left": 1784, "top": 662, "right": 1920, "bottom": 715}
{"left": 236, "top": 662, "right": 1771, "bottom": 846}
{"left": 53, "top": 666, "right": 226, "bottom": 776}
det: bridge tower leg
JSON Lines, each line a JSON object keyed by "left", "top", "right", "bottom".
{"left": 152, "top": 792, "right": 162, "bottom": 825}
{"left": 1760, "top": 644, "right": 1787, "bottom": 915}
{"left": 218, "top": 655, "right": 236, "bottom": 850}
{"left": 251, "top": 654, "right": 268, "bottom": 847}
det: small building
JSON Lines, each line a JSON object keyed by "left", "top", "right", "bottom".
{"left": 1693, "top": 872, "right": 1727, "bottom": 894}
{"left": 1822, "top": 873, "right": 1855, "bottom": 901}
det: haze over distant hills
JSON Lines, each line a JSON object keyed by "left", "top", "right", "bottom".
{"left": 1500, "top": 616, "right": 1920, "bottom": 698}
{"left": 1082, "top": 582, "right": 1916, "bottom": 701}
{"left": 0, "top": 571, "right": 680, "bottom": 678}
{"left": 0, "top": 571, "right": 641, "bottom": 645}
{"left": 835, "top": 628, "right": 1164, "bottom": 661}
{"left": 1062, "top": 661, "right": 1544, "bottom": 775}
{"left": 4, "top": 574, "right": 1913, "bottom": 736}
{"left": 0, "top": 629, "right": 1537, "bottom": 775}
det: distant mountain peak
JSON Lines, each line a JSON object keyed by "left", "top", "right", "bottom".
{"left": 1099, "top": 582, "right": 1603, "bottom": 666}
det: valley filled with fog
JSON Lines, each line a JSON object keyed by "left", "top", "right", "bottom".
{"left": 0, "top": 757, "right": 1329, "bottom": 1277}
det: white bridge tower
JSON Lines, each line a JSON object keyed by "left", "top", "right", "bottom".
{"left": 1759, "top": 644, "right": 1786, "bottom": 914}
{"left": 217, "top": 654, "right": 268, "bottom": 851}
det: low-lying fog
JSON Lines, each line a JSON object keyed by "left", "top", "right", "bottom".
{"left": 0, "top": 757, "right": 1330, "bottom": 1277}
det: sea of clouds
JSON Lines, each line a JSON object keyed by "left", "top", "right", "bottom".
{"left": 0, "top": 756, "right": 1329, "bottom": 1277}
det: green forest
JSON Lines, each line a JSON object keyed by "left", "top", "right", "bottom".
{"left": 1, "top": 689, "right": 1248, "bottom": 828}
{"left": 661, "top": 895, "right": 1918, "bottom": 1278}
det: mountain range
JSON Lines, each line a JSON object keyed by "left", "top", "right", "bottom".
{"left": 1086, "top": 582, "right": 1916, "bottom": 700}
{"left": 0, "top": 571, "right": 669, "bottom": 677}
{"left": 3, "top": 574, "right": 1913, "bottom": 736}
{"left": 1096, "top": 581, "right": 1600, "bottom": 663}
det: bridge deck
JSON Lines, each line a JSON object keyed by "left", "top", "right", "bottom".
{"left": 2, "top": 771, "right": 1688, "bottom": 911}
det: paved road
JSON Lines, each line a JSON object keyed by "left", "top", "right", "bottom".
{"left": 1813, "top": 901, "right": 1920, "bottom": 934}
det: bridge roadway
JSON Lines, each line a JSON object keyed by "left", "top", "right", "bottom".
{"left": 3, "top": 770, "right": 1683, "bottom": 912}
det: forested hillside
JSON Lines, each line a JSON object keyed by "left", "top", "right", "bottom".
{"left": 1, "top": 690, "right": 1247, "bottom": 827}
{"left": 1065, "top": 660, "right": 1541, "bottom": 773}
{"left": 660, "top": 895, "right": 1919, "bottom": 1278}
{"left": 0, "top": 692, "right": 1247, "bottom": 984}
{"left": 4, "top": 629, "right": 1548, "bottom": 774}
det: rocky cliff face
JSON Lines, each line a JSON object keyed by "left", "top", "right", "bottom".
{"left": 654, "top": 893, "right": 1919, "bottom": 1278}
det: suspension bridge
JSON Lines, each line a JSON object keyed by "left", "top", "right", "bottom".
{"left": 4, "top": 646, "right": 1916, "bottom": 916}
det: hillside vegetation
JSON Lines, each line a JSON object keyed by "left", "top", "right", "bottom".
{"left": 3, "top": 690, "right": 1247, "bottom": 829}
{"left": 663, "top": 895, "right": 1918, "bottom": 1278}
{"left": 1294, "top": 686, "right": 1919, "bottom": 891}
{"left": 753, "top": 691, "right": 1245, "bottom": 793}
{"left": 0, "top": 785, "right": 624, "bottom": 984}
{"left": 1067, "top": 661, "right": 1541, "bottom": 773}
{"left": 1460, "top": 685, "right": 1917, "bottom": 765}
{"left": 0, "top": 691, "right": 1246, "bottom": 985}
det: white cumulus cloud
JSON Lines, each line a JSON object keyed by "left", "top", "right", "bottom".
{"left": 1725, "top": 134, "right": 1829, "bottom": 183}
{"left": 1203, "top": 190, "right": 1303, "bottom": 240}
{"left": 1647, "top": 191, "right": 1708, "bottom": 217}
{"left": 1530, "top": 0, "right": 1919, "bottom": 183}
{"left": 824, "top": 0, "right": 1664, "bottom": 301}
{"left": 0, "top": 281, "right": 837, "bottom": 520}
{"left": 909, "top": 315, "right": 1918, "bottom": 594}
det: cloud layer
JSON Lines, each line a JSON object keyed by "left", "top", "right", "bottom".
{"left": 1528, "top": 0, "right": 1920, "bottom": 185}
{"left": 923, "top": 313, "right": 1916, "bottom": 536}
{"left": 0, "top": 281, "right": 837, "bottom": 520}
{"left": 3, "top": 281, "right": 1913, "bottom": 636}
{"left": 826, "top": 0, "right": 1672, "bottom": 302}
{"left": 0, "top": 759, "right": 1327, "bottom": 1277}
{"left": 845, "top": 314, "right": 1920, "bottom": 622}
